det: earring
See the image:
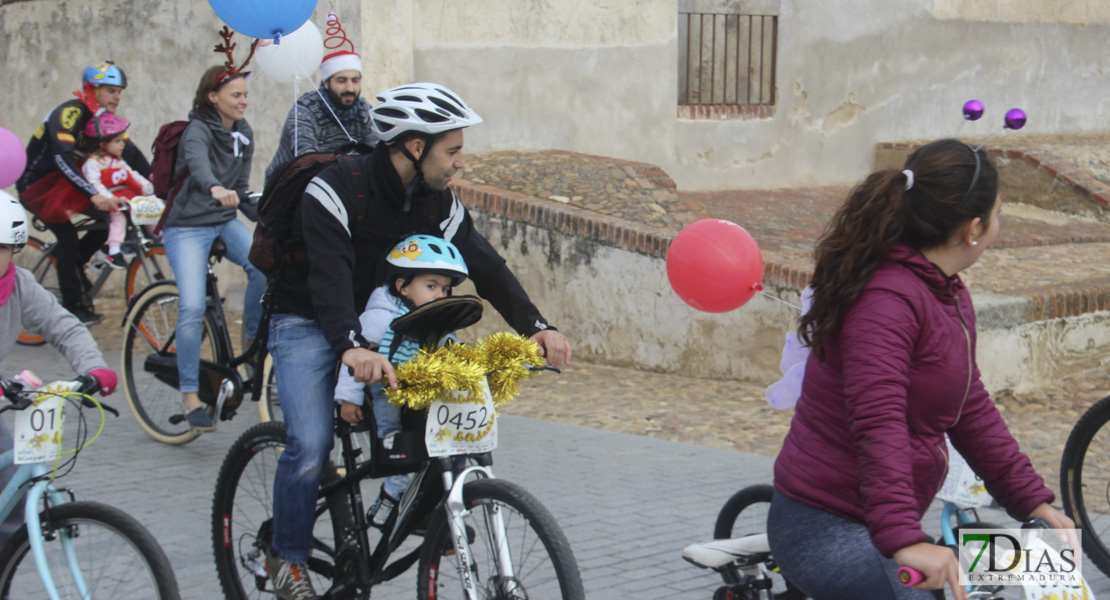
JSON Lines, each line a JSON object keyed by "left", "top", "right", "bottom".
{"left": 972, "top": 241, "right": 979, "bottom": 246}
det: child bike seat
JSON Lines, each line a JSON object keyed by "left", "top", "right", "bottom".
{"left": 389, "top": 295, "right": 483, "bottom": 351}
{"left": 682, "top": 534, "right": 772, "bottom": 569}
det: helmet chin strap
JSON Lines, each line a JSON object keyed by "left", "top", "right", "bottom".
{"left": 399, "top": 134, "right": 440, "bottom": 213}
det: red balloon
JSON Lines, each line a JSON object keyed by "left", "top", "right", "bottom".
{"left": 666, "top": 219, "right": 764, "bottom": 313}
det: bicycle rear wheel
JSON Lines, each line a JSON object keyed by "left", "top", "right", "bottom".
{"left": 13, "top": 237, "right": 56, "bottom": 346}
{"left": 714, "top": 484, "right": 806, "bottom": 600}
{"left": 1061, "top": 394, "right": 1110, "bottom": 577}
{"left": 212, "top": 421, "right": 359, "bottom": 600}
{"left": 121, "top": 281, "right": 221, "bottom": 445}
{"left": 417, "top": 478, "right": 584, "bottom": 600}
{"left": 257, "top": 353, "right": 280, "bottom": 422}
{"left": 125, "top": 243, "right": 173, "bottom": 300}
{"left": 0, "top": 501, "right": 180, "bottom": 599}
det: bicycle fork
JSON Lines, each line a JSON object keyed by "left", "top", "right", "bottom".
{"left": 442, "top": 464, "right": 517, "bottom": 600}
{"left": 22, "top": 468, "right": 85, "bottom": 600}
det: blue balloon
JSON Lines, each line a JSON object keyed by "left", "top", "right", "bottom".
{"left": 208, "top": 0, "right": 317, "bottom": 40}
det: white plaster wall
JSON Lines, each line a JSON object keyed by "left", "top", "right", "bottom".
{"left": 404, "top": 0, "right": 1110, "bottom": 191}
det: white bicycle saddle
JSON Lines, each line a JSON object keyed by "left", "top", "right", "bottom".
{"left": 682, "top": 534, "right": 772, "bottom": 569}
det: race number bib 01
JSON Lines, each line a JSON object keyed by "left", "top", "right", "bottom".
{"left": 14, "top": 394, "right": 64, "bottom": 464}
{"left": 425, "top": 380, "right": 497, "bottom": 457}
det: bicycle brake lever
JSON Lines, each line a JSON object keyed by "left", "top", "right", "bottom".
{"left": 89, "top": 399, "right": 121, "bottom": 417}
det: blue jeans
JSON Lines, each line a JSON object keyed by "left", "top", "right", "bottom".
{"left": 368, "top": 383, "right": 413, "bottom": 500}
{"left": 767, "top": 492, "right": 934, "bottom": 600}
{"left": 162, "top": 220, "right": 266, "bottom": 393}
{"left": 268, "top": 314, "right": 339, "bottom": 564}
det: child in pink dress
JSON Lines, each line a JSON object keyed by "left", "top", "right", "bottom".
{"left": 81, "top": 111, "right": 156, "bottom": 269}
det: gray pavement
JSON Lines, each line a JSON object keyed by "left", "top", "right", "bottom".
{"left": 4, "top": 343, "right": 1109, "bottom": 599}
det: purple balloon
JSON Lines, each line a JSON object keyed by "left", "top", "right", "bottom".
{"left": 0, "top": 127, "right": 26, "bottom": 189}
{"left": 963, "top": 100, "right": 984, "bottom": 121}
{"left": 1004, "top": 108, "right": 1027, "bottom": 130}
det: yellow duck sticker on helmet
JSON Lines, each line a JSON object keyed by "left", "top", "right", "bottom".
{"left": 390, "top": 241, "right": 423, "bottom": 261}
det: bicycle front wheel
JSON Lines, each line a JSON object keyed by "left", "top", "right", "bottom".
{"left": 0, "top": 501, "right": 180, "bottom": 599}
{"left": 417, "top": 478, "right": 584, "bottom": 600}
{"left": 13, "top": 237, "right": 56, "bottom": 346}
{"left": 121, "top": 281, "right": 222, "bottom": 445}
{"left": 1061, "top": 394, "right": 1110, "bottom": 577}
{"left": 713, "top": 484, "right": 805, "bottom": 600}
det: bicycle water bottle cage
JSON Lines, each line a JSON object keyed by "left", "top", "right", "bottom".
{"left": 389, "top": 295, "right": 484, "bottom": 351}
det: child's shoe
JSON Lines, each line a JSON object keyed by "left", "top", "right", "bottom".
{"left": 368, "top": 486, "right": 399, "bottom": 528}
{"left": 104, "top": 252, "right": 128, "bottom": 270}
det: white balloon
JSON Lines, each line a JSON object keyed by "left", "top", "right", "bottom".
{"left": 254, "top": 20, "right": 324, "bottom": 83}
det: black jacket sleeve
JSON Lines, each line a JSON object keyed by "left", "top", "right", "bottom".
{"left": 441, "top": 193, "right": 554, "bottom": 336}
{"left": 44, "top": 105, "right": 99, "bottom": 198}
{"left": 299, "top": 169, "right": 373, "bottom": 355}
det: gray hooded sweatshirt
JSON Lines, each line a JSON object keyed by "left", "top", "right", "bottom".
{"left": 165, "top": 110, "right": 254, "bottom": 228}
{"left": 0, "top": 268, "right": 106, "bottom": 373}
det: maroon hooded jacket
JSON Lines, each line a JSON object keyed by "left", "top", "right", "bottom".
{"left": 773, "top": 244, "right": 1053, "bottom": 558}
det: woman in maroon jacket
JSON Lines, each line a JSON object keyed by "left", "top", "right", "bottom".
{"left": 767, "top": 139, "right": 1071, "bottom": 600}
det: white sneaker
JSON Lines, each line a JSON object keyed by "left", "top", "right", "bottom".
{"left": 369, "top": 490, "right": 398, "bottom": 528}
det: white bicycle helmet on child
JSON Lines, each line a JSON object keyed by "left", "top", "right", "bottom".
{"left": 0, "top": 191, "right": 29, "bottom": 249}
{"left": 370, "top": 83, "right": 483, "bottom": 144}
{"left": 385, "top": 234, "right": 468, "bottom": 288}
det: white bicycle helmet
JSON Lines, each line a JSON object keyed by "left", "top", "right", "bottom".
{"left": 371, "top": 83, "right": 483, "bottom": 144}
{"left": 0, "top": 191, "right": 28, "bottom": 249}
{"left": 385, "top": 234, "right": 468, "bottom": 287}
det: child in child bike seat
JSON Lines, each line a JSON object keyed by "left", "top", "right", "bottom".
{"left": 333, "top": 234, "right": 469, "bottom": 527}
{"left": 82, "top": 111, "right": 162, "bottom": 270}
{"left": 766, "top": 139, "right": 1071, "bottom": 600}
{"left": 0, "top": 192, "right": 117, "bottom": 545}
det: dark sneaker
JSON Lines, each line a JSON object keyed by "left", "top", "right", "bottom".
{"left": 265, "top": 547, "right": 318, "bottom": 600}
{"left": 68, "top": 306, "right": 103, "bottom": 325}
{"left": 104, "top": 252, "right": 128, "bottom": 270}
{"left": 185, "top": 407, "right": 215, "bottom": 432}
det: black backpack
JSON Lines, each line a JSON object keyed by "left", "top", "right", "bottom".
{"left": 249, "top": 145, "right": 372, "bottom": 276}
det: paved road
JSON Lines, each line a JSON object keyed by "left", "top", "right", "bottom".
{"left": 4, "top": 343, "right": 1108, "bottom": 599}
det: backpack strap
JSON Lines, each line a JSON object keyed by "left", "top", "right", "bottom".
{"left": 335, "top": 155, "right": 371, "bottom": 232}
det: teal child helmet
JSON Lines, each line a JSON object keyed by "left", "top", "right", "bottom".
{"left": 385, "top": 234, "right": 468, "bottom": 287}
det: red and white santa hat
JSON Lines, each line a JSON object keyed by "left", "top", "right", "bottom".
{"left": 320, "top": 14, "right": 362, "bottom": 81}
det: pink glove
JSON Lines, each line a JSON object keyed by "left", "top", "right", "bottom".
{"left": 88, "top": 368, "right": 118, "bottom": 396}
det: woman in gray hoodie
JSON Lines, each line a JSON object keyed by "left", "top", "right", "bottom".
{"left": 161, "top": 65, "right": 266, "bottom": 432}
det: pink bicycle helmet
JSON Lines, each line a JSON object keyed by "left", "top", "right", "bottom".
{"left": 85, "top": 111, "right": 130, "bottom": 140}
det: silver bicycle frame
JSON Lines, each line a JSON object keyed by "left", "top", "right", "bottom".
{"left": 441, "top": 463, "right": 519, "bottom": 600}
{"left": 0, "top": 451, "right": 86, "bottom": 600}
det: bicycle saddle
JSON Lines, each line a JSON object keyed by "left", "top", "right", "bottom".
{"left": 682, "top": 534, "right": 772, "bottom": 569}
{"left": 389, "top": 295, "right": 484, "bottom": 351}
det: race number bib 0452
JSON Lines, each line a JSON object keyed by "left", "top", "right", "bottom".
{"left": 14, "top": 394, "right": 64, "bottom": 464}
{"left": 425, "top": 380, "right": 497, "bottom": 458}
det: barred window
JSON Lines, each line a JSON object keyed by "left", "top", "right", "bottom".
{"left": 678, "top": 0, "right": 779, "bottom": 117}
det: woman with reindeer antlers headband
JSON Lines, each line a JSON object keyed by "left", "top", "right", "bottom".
{"left": 160, "top": 27, "right": 267, "bottom": 433}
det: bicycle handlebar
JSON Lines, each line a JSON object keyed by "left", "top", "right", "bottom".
{"left": 0, "top": 374, "right": 119, "bottom": 417}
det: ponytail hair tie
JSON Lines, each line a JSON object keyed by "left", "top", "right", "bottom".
{"left": 902, "top": 169, "right": 915, "bottom": 191}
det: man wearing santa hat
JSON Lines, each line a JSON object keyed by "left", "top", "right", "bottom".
{"left": 264, "top": 15, "right": 378, "bottom": 188}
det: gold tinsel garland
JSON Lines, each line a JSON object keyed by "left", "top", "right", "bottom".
{"left": 383, "top": 333, "right": 544, "bottom": 411}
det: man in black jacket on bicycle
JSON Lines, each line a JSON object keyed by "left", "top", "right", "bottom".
{"left": 17, "top": 61, "right": 150, "bottom": 323}
{"left": 264, "top": 82, "right": 570, "bottom": 600}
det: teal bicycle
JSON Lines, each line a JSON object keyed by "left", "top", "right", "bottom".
{"left": 0, "top": 371, "right": 180, "bottom": 599}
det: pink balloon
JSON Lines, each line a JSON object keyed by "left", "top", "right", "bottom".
{"left": 666, "top": 219, "right": 764, "bottom": 313}
{"left": 0, "top": 127, "right": 26, "bottom": 189}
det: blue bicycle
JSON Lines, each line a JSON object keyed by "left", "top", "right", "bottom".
{"left": 0, "top": 372, "right": 180, "bottom": 599}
